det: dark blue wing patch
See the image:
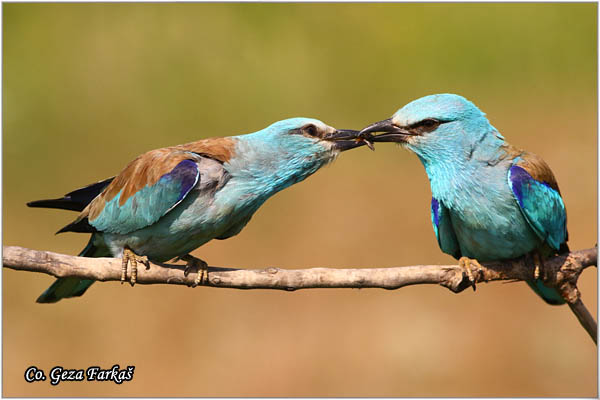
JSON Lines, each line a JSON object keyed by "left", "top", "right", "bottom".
{"left": 161, "top": 159, "right": 200, "bottom": 213}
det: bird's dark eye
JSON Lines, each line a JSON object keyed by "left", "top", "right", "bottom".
{"left": 411, "top": 118, "right": 440, "bottom": 133}
{"left": 303, "top": 124, "right": 318, "bottom": 137}
{"left": 419, "top": 119, "right": 438, "bottom": 128}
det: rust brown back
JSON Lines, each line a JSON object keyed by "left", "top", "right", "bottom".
{"left": 84, "top": 137, "right": 236, "bottom": 222}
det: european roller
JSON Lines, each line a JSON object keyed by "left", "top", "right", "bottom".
{"left": 360, "top": 94, "right": 568, "bottom": 305}
{"left": 29, "top": 118, "right": 369, "bottom": 303}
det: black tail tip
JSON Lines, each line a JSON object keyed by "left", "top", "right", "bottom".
{"left": 35, "top": 293, "right": 60, "bottom": 304}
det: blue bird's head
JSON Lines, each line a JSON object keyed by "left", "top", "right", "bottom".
{"left": 250, "top": 117, "right": 366, "bottom": 151}
{"left": 230, "top": 117, "right": 368, "bottom": 194}
{"left": 359, "top": 94, "right": 504, "bottom": 165}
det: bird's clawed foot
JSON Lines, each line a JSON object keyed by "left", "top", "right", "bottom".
{"left": 532, "top": 251, "right": 544, "bottom": 281}
{"left": 458, "top": 256, "right": 483, "bottom": 291}
{"left": 176, "top": 254, "right": 209, "bottom": 287}
{"left": 121, "top": 247, "right": 149, "bottom": 286}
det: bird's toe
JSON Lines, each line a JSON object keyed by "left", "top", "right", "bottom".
{"left": 458, "top": 256, "right": 482, "bottom": 291}
{"left": 180, "top": 254, "right": 209, "bottom": 287}
{"left": 121, "top": 247, "right": 150, "bottom": 287}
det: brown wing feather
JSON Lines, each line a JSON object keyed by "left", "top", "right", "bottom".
{"left": 178, "top": 137, "right": 236, "bottom": 163}
{"left": 83, "top": 137, "right": 237, "bottom": 222}
{"left": 514, "top": 151, "right": 561, "bottom": 194}
{"left": 499, "top": 143, "right": 561, "bottom": 193}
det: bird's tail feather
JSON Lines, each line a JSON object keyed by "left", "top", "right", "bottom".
{"left": 36, "top": 237, "right": 108, "bottom": 304}
{"left": 27, "top": 177, "right": 114, "bottom": 212}
{"left": 526, "top": 280, "right": 566, "bottom": 305}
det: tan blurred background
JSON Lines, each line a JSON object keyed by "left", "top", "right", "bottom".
{"left": 3, "top": 3, "right": 597, "bottom": 397}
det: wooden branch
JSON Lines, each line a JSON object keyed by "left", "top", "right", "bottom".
{"left": 3, "top": 245, "right": 597, "bottom": 342}
{"left": 568, "top": 299, "right": 597, "bottom": 344}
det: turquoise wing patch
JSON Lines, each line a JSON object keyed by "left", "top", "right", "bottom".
{"left": 508, "top": 165, "right": 567, "bottom": 251}
{"left": 90, "top": 159, "right": 199, "bottom": 234}
{"left": 431, "top": 197, "right": 461, "bottom": 259}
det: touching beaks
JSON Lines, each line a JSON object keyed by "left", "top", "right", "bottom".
{"left": 359, "top": 118, "right": 411, "bottom": 143}
{"left": 324, "top": 129, "right": 374, "bottom": 151}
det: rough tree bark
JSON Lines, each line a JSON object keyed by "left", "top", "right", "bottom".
{"left": 3, "top": 245, "right": 597, "bottom": 343}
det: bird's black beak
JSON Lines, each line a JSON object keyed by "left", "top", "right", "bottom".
{"left": 359, "top": 118, "right": 411, "bottom": 143}
{"left": 324, "top": 129, "right": 374, "bottom": 151}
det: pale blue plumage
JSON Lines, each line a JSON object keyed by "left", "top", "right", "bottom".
{"left": 30, "top": 117, "right": 365, "bottom": 302}
{"left": 104, "top": 119, "right": 343, "bottom": 263}
{"left": 363, "top": 94, "right": 568, "bottom": 305}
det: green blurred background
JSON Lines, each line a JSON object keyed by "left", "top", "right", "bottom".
{"left": 3, "top": 3, "right": 597, "bottom": 397}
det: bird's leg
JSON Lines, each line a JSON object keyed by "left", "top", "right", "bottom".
{"left": 176, "top": 254, "right": 209, "bottom": 287}
{"left": 121, "top": 247, "right": 149, "bottom": 287}
{"left": 532, "top": 251, "right": 544, "bottom": 281}
{"left": 458, "top": 256, "right": 483, "bottom": 291}
{"left": 121, "top": 256, "right": 128, "bottom": 283}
